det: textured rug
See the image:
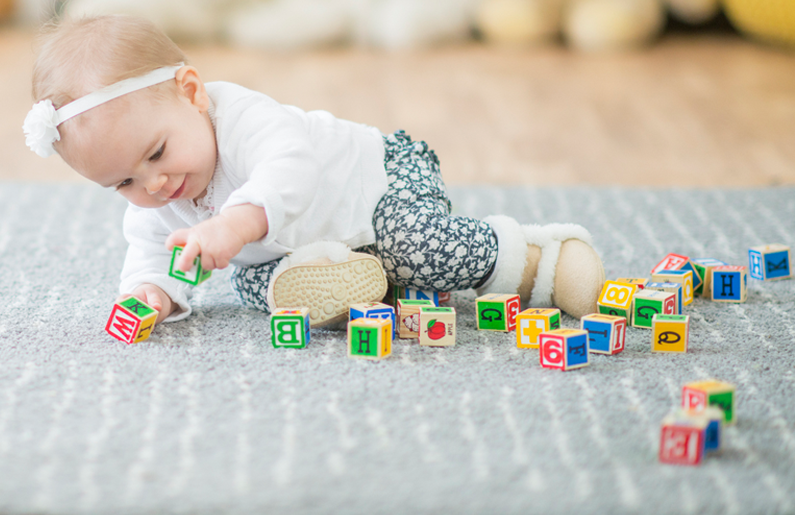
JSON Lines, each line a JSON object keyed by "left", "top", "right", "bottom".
{"left": 1, "top": 183, "right": 795, "bottom": 515}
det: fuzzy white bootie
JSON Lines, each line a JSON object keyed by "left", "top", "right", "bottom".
{"left": 268, "top": 241, "right": 388, "bottom": 327}
{"left": 476, "top": 215, "right": 605, "bottom": 318}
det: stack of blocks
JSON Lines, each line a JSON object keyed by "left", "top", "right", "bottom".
{"left": 516, "top": 308, "right": 561, "bottom": 349}
{"left": 168, "top": 246, "right": 212, "bottom": 285}
{"left": 271, "top": 308, "right": 311, "bottom": 349}
{"left": 475, "top": 293, "right": 520, "bottom": 332}
{"left": 106, "top": 297, "right": 157, "bottom": 344}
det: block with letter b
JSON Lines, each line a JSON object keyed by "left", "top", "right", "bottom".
{"left": 348, "top": 317, "right": 392, "bottom": 360}
{"left": 682, "top": 379, "right": 736, "bottom": 425}
{"left": 106, "top": 296, "right": 158, "bottom": 344}
{"left": 652, "top": 269, "right": 694, "bottom": 307}
{"left": 168, "top": 245, "right": 212, "bottom": 286}
{"left": 692, "top": 258, "right": 727, "bottom": 297}
{"left": 516, "top": 308, "right": 561, "bottom": 349}
{"left": 597, "top": 280, "right": 637, "bottom": 321}
{"left": 651, "top": 314, "right": 689, "bottom": 353}
{"left": 476, "top": 293, "right": 520, "bottom": 332}
{"left": 271, "top": 308, "right": 311, "bottom": 349}
{"left": 539, "top": 329, "right": 589, "bottom": 371}
{"left": 711, "top": 266, "right": 748, "bottom": 303}
{"left": 580, "top": 314, "right": 626, "bottom": 355}
{"left": 748, "top": 244, "right": 791, "bottom": 281}
{"left": 350, "top": 302, "right": 396, "bottom": 338}
{"left": 419, "top": 307, "right": 456, "bottom": 347}
{"left": 631, "top": 290, "right": 677, "bottom": 329}
{"left": 659, "top": 410, "right": 709, "bottom": 465}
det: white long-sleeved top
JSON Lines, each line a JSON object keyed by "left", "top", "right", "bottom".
{"left": 119, "top": 81, "right": 388, "bottom": 321}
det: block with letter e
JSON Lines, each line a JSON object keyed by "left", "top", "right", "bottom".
{"left": 271, "top": 308, "right": 311, "bottom": 348}
{"left": 748, "top": 244, "right": 791, "bottom": 281}
{"left": 348, "top": 317, "right": 392, "bottom": 360}
{"left": 516, "top": 308, "right": 561, "bottom": 349}
{"left": 580, "top": 313, "right": 626, "bottom": 355}
{"left": 106, "top": 296, "right": 158, "bottom": 344}
{"left": 476, "top": 293, "right": 520, "bottom": 332}
{"left": 711, "top": 266, "right": 748, "bottom": 303}
{"left": 539, "top": 329, "right": 589, "bottom": 371}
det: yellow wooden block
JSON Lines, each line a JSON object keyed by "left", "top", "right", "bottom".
{"left": 652, "top": 314, "right": 690, "bottom": 353}
{"left": 652, "top": 269, "right": 694, "bottom": 306}
{"left": 516, "top": 308, "right": 561, "bottom": 349}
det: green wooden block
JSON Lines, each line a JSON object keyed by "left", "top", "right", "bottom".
{"left": 598, "top": 304, "right": 629, "bottom": 321}
{"left": 632, "top": 290, "right": 677, "bottom": 329}
{"left": 475, "top": 294, "right": 520, "bottom": 332}
{"left": 118, "top": 296, "right": 156, "bottom": 318}
{"left": 168, "top": 245, "right": 212, "bottom": 286}
{"left": 271, "top": 308, "right": 310, "bottom": 349}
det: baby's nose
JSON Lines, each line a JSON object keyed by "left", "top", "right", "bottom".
{"left": 145, "top": 174, "right": 168, "bottom": 195}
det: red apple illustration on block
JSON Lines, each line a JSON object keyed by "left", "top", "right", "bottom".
{"left": 426, "top": 319, "right": 446, "bottom": 340}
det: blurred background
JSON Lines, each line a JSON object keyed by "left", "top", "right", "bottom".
{"left": 1, "top": 0, "right": 794, "bottom": 186}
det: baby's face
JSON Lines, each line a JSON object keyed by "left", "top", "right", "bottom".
{"left": 60, "top": 79, "right": 216, "bottom": 209}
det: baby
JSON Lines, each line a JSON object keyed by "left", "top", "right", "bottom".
{"left": 25, "top": 15, "right": 605, "bottom": 329}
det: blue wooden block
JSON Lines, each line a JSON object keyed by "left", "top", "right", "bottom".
{"left": 711, "top": 266, "right": 748, "bottom": 303}
{"left": 349, "top": 302, "right": 396, "bottom": 338}
{"left": 748, "top": 244, "right": 791, "bottom": 281}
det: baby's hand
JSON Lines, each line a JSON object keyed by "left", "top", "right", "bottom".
{"left": 166, "top": 216, "right": 247, "bottom": 273}
{"left": 116, "top": 283, "right": 174, "bottom": 325}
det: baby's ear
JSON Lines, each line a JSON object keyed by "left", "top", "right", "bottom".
{"left": 175, "top": 66, "right": 209, "bottom": 112}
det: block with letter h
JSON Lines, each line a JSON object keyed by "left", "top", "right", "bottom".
{"left": 516, "top": 308, "right": 561, "bottom": 349}
{"left": 748, "top": 244, "right": 791, "bottom": 281}
{"left": 711, "top": 266, "right": 748, "bottom": 303}
{"left": 348, "top": 317, "right": 392, "bottom": 360}
{"left": 350, "top": 302, "right": 396, "bottom": 339}
{"left": 597, "top": 280, "right": 637, "bottom": 321}
{"left": 682, "top": 379, "right": 736, "bottom": 425}
{"left": 476, "top": 293, "right": 520, "bottom": 332}
{"left": 539, "top": 329, "right": 589, "bottom": 371}
{"left": 106, "top": 296, "right": 158, "bottom": 344}
{"left": 271, "top": 308, "right": 311, "bottom": 348}
{"left": 580, "top": 314, "right": 626, "bottom": 355}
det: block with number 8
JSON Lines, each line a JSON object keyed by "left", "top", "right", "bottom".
{"left": 597, "top": 280, "right": 638, "bottom": 321}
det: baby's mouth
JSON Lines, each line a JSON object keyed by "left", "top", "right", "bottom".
{"left": 170, "top": 180, "right": 186, "bottom": 200}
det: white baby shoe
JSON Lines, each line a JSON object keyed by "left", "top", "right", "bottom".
{"left": 267, "top": 241, "right": 388, "bottom": 327}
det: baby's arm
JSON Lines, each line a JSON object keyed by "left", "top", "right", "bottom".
{"left": 166, "top": 203, "right": 269, "bottom": 272}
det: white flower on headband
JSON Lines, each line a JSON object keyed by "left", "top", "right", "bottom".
{"left": 23, "top": 100, "right": 60, "bottom": 158}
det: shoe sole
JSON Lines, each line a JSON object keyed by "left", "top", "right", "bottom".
{"left": 271, "top": 255, "right": 388, "bottom": 327}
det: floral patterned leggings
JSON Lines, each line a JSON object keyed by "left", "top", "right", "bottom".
{"left": 230, "top": 130, "right": 499, "bottom": 313}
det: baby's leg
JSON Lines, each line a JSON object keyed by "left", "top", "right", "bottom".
{"left": 230, "top": 260, "right": 282, "bottom": 314}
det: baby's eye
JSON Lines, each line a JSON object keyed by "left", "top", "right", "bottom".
{"left": 149, "top": 143, "right": 165, "bottom": 162}
{"left": 116, "top": 179, "right": 132, "bottom": 190}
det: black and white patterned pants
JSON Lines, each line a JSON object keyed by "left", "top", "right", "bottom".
{"left": 231, "top": 130, "right": 498, "bottom": 313}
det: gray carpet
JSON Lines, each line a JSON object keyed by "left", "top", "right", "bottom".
{"left": 1, "top": 183, "right": 795, "bottom": 515}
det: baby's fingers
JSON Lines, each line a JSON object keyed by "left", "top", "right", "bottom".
{"left": 179, "top": 239, "right": 202, "bottom": 272}
{"left": 165, "top": 228, "right": 190, "bottom": 251}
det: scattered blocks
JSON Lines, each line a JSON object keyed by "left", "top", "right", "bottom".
{"left": 711, "top": 266, "right": 748, "bottom": 303}
{"left": 168, "top": 245, "right": 212, "bottom": 285}
{"left": 651, "top": 314, "right": 690, "bottom": 353}
{"left": 631, "top": 290, "right": 677, "bottom": 329}
{"left": 748, "top": 244, "right": 792, "bottom": 281}
{"left": 616, "top": 277, "right": 648, "bottom": 290}
{"left": 348, "top": 317, "right": 392, "bottom": 360}
{"left": 682, "top": 379, "right": 736, "bottom": 425}
{"left": 597, "top": 280, "right": 638, "bottom": 321}
{"left": 106, "top": 296, "right": 157, "bottom": 344}
{"left": 645, "top": 282, "right": 683, "bottom": 314}
{"left": 476, "top": 293, "right": 520, "bottom": 332}
{"left": 419, "top": 307, "right": 456, "bottom": 347}
{"left": 397, "top": 299, "right": 435, "bottom": 339}
{"left": 516, "top": 308, "right": 561, "bottom": 349}
{"left": 539, "top": 329, "right": 589, "bottom": 371}
{"left": 652, "top": 269, "right": 694, "bottom": 307}
{"left": 659, "top": 410, "right": 709, "bottom": 465}
{"left": 691, "top": 258, "right": 727, "bottom": 297}
{"left": 271, "top": 308, "right": 311, "bottom": 349}
{"left": 580, "top": 314, "right": 626, "bottom": 355}
{"left": 350, "top": 302, "right": 396, "bottom": 338}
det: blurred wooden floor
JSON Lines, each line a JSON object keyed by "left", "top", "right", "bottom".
{"left": 2, "top": 27, "right": 795, "bottom": 186}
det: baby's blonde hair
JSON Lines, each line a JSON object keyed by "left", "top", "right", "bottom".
{"left": 32, "top": 14, "right": 187, "bottom": 108}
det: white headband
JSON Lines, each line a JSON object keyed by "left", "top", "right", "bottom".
{"left": 23, "top": 63, "right": 185, "bottom": 158}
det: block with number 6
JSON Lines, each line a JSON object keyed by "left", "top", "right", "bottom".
{"left": 348, "top": 317, "right": 392, "bottom": 360}
{"left": 271, "top": 308, "right": 311, "bottom": 348}
{"left": 580, "top": 314, "right": 626, "bottom": 355}
{"left": 539, "top": 329, "right": 589, "bottom": 371}
{"left": 516, "top": 308, "right": 561, "bottom": 349}
{"left": 106, "top": 296, "right": 158, "bottom": 344}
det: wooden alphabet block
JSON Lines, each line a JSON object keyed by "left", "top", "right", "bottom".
{"left": 659, "top": 410, "right": 709, "bottom": 465}
{"left": 645, "top": 282, "right": 682, "bottom": 313}
{"left": 397, "top": 299, "right": 434, "bottom": 339}
{"left": 350, "top": 302, "right": 396, "bottom": 338}
{"left": 711, "top": 266, "right": 748, "bottom": 303}
{"left": 168, "top": 245, "right": 212, "bottom": 286}
{"left": 616, "top": 277, "right": 649, "bottom": 290}
{"left": 691, "top": 258, "right": 727, "bottom": 297}
{"left": 580, "top": 314, "right": 626, "bottom": 355}
{"left": 596, "top": 280, "right": 638, "bottom": 321}
{"left": 387, "top": 285, "right": 448, "bottom": 306}
{"left": 701, "top": 406, "right": 725, "bottom": 453}
{"left": 631, "top": 290, "right": 677, "bottom": 329}
{"left": 271, "top": 308, "right": 311, "bottom": 349}
{"left": 682, "top": 379, "right": 736, "bottom": 425}
{"left": 748, "top": 244, "right": 792, "bottom": 281}
{"left": 651, "top": 253, "right": 690, "bottom": 275}
{"left": 348, "top": 317, "right": 392, "bottom": 360}
{"left": 419, "top": 307, "right": 456, "bottom": 347}
{"left": 539, "top": 329, "right": 589, "bottom": 371}
{"left": 516, "top": 308, "right": 561, "bottom": 349}
{"left": 106, "top": 296, "right": 158, "bottom": 344}
{"left": 476, "top": 293, "right": 520, "bottom": 332}
{"left": 652, "top": 269, "right": 694, "bottom": 307}
{"left": 651, "top": 314, "right": 689, "bottom": 353}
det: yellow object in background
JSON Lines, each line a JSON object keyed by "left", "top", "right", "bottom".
{"left": 723, "top": 0, "right": 795, "bottom": 46}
